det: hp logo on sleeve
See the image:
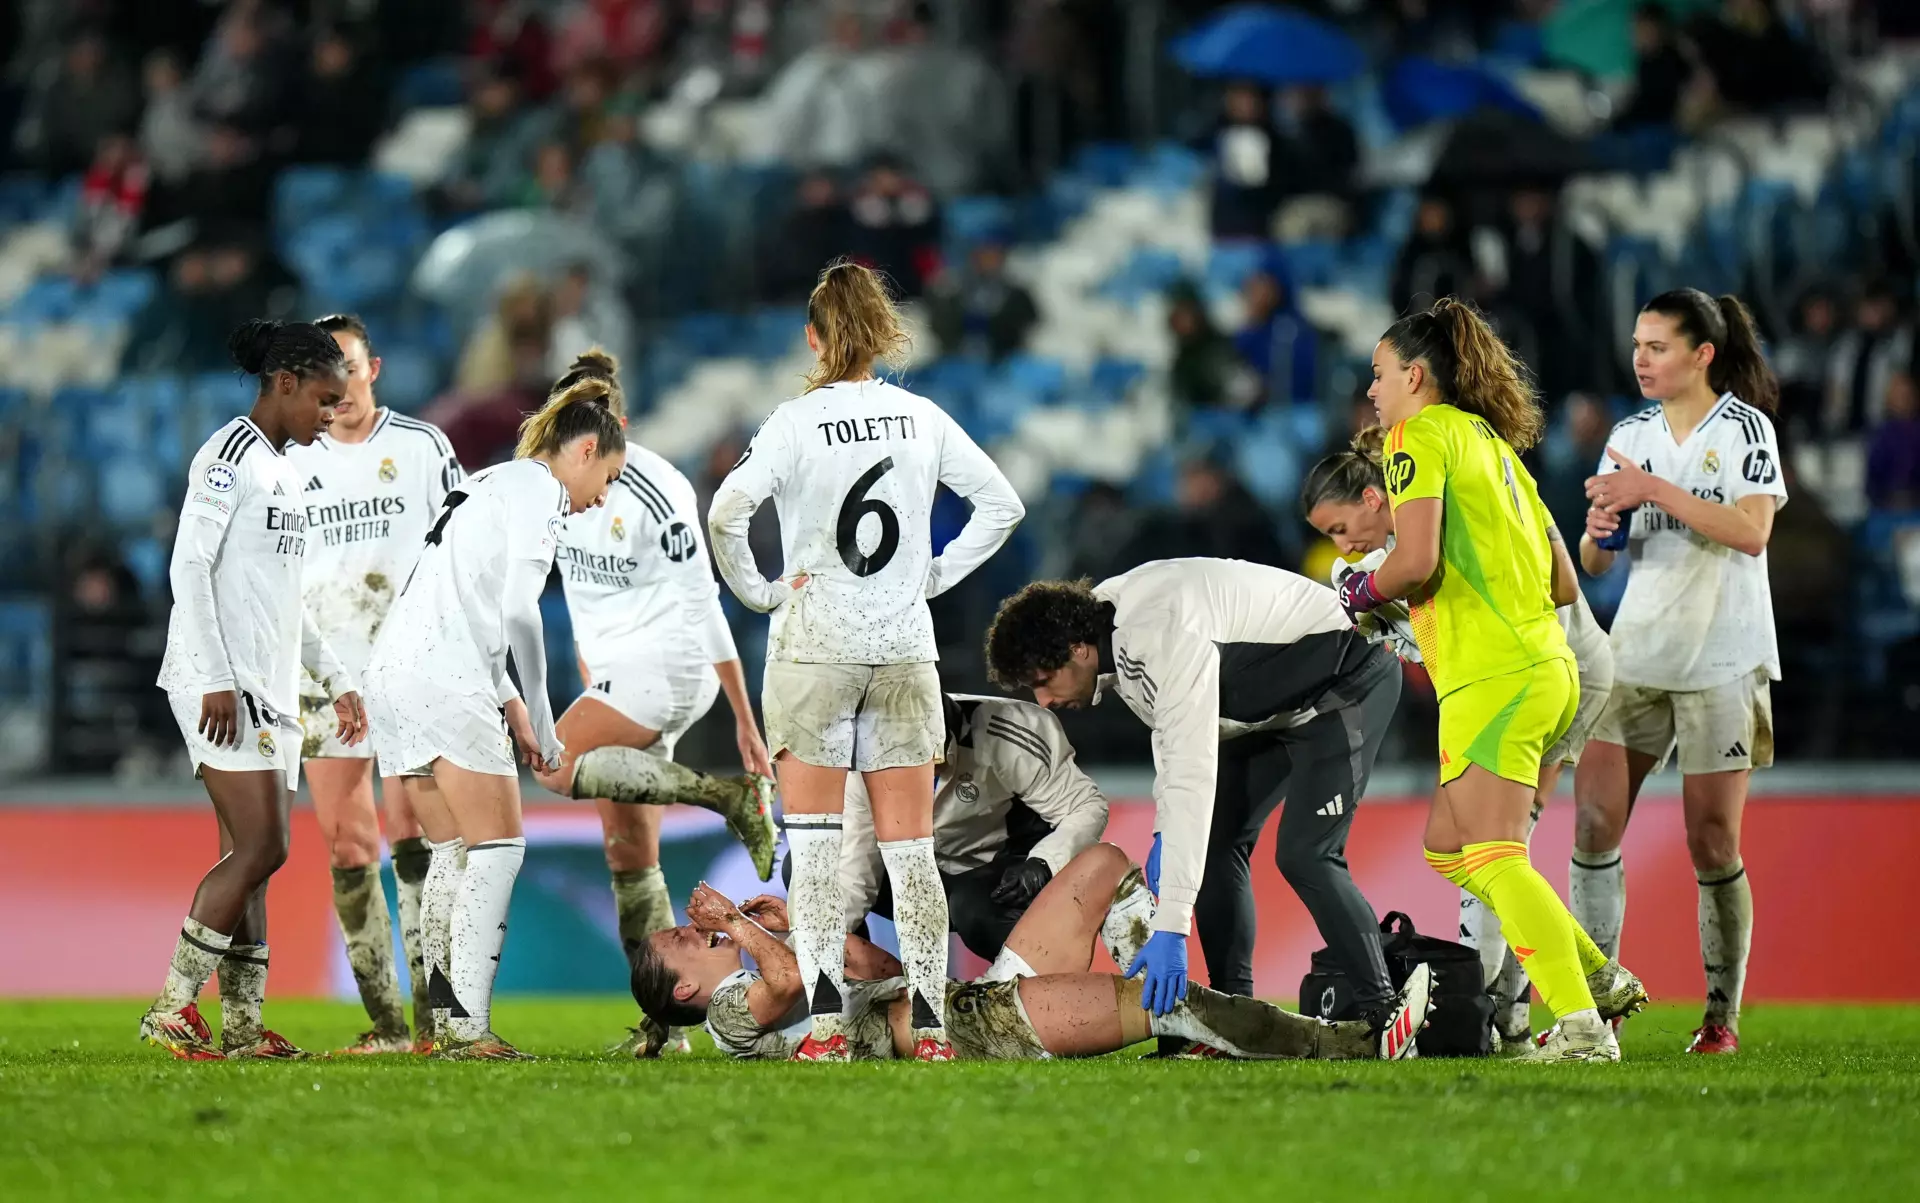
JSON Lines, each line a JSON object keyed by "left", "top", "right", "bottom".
{"left": 660, "top": 522, "right": 698, "bottom": 563}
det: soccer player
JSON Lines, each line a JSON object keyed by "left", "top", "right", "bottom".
{"left": 525, "top": 349, "right": 777, "bottom": 1057}
{"left": 837, "top": 692, "right": 1110, "bottom": 969}
{"left": 1576, "top": 289, "right": 1785, "bottom": 1056}
{"left": 361, "top": 373, "right": 626, "bottom": 1059}
{"left": 631, "top": 843, "right": 1433, "bottom": 1062}
{"left": 144, "top": 319, "right": 364, "bottom": 1060}
{"left": 1332, "top": 297, "right": 1642, "bottom": 1063}
{"left": 284, "top": 314, "right": 464, "bottom": 1055}
{"left": 984, "top": 560, "right": 1406, "bottom": 1052}
{"left": 707, "top": 260, "right": 1025, "bottom": 1060}
{"left": 1303, "top": 429, "right": 1619, "bottom": 1046}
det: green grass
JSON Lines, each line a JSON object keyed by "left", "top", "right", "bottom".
{"left": 2, "top": 1000, "right": 1916, "bottom": 1202}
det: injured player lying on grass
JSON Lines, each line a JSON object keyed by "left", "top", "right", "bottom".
{"left": 629, "top": 843, "right": 1433, "bottom": 1061}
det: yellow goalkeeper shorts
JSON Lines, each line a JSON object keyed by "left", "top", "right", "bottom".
{"left": 1437, "top": 659, "right": 1579, "bottom": 788}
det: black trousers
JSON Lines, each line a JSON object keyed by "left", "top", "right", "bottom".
{"left": 1194, "top": 663, "right": 1399, "bottom": 1012}
{"left": 865, "top": 856, "right": 1025, "bottom": 962}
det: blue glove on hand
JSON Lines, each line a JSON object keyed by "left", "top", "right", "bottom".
{"left": 1126, "top": 930, "right": 1189, "bottom": 1017}
{"left": 1336, "top": 569, "right": 1388, "bottom": 621}
{"left": 1145, "top": 831, "right": 1162, "bottom": 898}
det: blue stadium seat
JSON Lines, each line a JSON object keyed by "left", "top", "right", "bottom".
{"left": 0, "top": 600, "right": 52, "bottom": 713}
{"left": 1072, "top": 142, "right": 1138, "bottom": 188}
{"left": 1277, "top": 241, "right": 1340, "bottom": 287}
{"left": 1233, "top": 427, "right": 1303, "bottom": 509}
{"left": 746, "top": 307, "right": 808, "bottom": 361}
{"left": 1089, "top": 357, "right": 1146, "bottom": 401}
{"left": 8, "top": 275, "right": 81, "bottom": 323}
{"left": 1205, "top": 244, "right": 1270, "bottom": 296}
{"left": 672, "top": 311, "right": 745, "bottom": 359}
{"left": 94, "top": 269, "right": 158, "bottom": 318}
{"left": 373, "top": 343, "right": 439, "bottom": 413}
{"left": 99, "top": 456, "right": 164, "bottom": 526}
{"left": 0, "top": 175, "right": 47, "bottom": 224}
{"left": 945, "top": 196, "right": 1016, "bottom": 250}
{"left": 122, "top": 535, "right": 169, "bottom": 598}
{"left": 275, "top": 166, "right": 355, "bottom": 238}
{"left": 1128, "top": 447, "right": 1178, "bottom": 506}
{"left": 1130, "top": 143, "right": 1206, "bottom": 198}
{"left": 48, "top": 386, "right": 112, "bottom": 457}
{"left": 995, "top": 353, "right": 1068, "bottom": 402}
{"left": 396, "top": 58, "right": 466, "bottom": 109}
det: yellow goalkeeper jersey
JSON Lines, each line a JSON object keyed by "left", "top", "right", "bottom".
{"left": 1381, "top": 404, "right": 1573, "bottom": 699}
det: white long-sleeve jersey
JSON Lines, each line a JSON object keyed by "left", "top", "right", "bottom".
{"left": 559, "top": 444, "right": 736, "bottom": 681}
{"left": 838, "top": 694, "right": 1109, "bottom": 930}
{"left": 285, "top": 409, "right": 463, "bottom": 688}
{"left": 1091, "top": 558, "right": 1393, "bottom": 935}
{"left": 158, "top": 417, "right": 354, "bottom": 716}
{"left": 707, "top": 379, "right": 1024, "bottom": 664}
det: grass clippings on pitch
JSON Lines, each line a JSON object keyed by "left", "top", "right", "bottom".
{"left": 2, "top": 999, "right": 1916, "bottom": 1202}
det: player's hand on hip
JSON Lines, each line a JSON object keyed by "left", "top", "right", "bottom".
{"left": 199, "top": 690, "right": 239, "bottom": 748}
{"left": 686, "top": 882, "right": 743, "bottom": 933}
{"left": 1145, "top": 831, "right": 1162, "bottom": 898}
{"left": 332, "top": 691, "right": 368, "bottom": 746}
{"left": 1126, "top": 930, "right": 1188, "bottom": 1016}
{"left": 736, "top": 719, "right": 773, "bottom": 778}
{"left": 989, "top": 857, "right": 1053, "bottom": 907}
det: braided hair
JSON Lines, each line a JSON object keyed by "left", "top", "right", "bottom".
{"left": 228, "top": 318, "right": 348, "bottom": 389}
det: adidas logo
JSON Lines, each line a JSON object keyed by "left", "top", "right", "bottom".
{"left": 305, "top": 475, "right": 324, "bottom": 492}
{"left": 1316, "top": 794, "right": 1345, "bottom": 817}
{"left": 272, "top": 482, "right": 285, "bottom": 495}
{"left": 1724, "top": 741, "right": 1747, "bottom": 758}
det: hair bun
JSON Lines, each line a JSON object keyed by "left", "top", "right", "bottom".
{"left": 227, "top": 319, "right": 282, "bottom": 375}
{"left": 1350, "top": 424, "right": 1388, "bottom": 462}
{"left": 569, "top": 348, "right": 618, "bottom": 379}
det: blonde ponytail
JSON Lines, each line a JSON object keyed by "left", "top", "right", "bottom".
{"left": 804, "top": 259, "right": 910, "bottom": 392}
{"left": 551, "top": 347, "right": 626, "bottom": 420}
{"left": 515, "top": 373, "right": 626, "bottom": 460}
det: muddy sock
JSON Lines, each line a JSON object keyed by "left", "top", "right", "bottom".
{"left": 1698, "top": 859, "right": 1752, "bottom": 1031}
{"left": 156, "top": 917, "right": 230, "bottom": 1011}
{"left": 1136, "top": 980, "right": 1339, "bottom": 1060}
{"left": 610, "top": 866, "right": 673, "bottom": 950}
{"left": 218, "top": 943, "right": 269, "bottom": 1045}
{"left": 1100, "top": 867, "right": 1154, "bottom": 969}
{"left": 880, "top": 836, "right": 949, "bottom": 1041}
{"left": 391, "top": 837, "right": 432, "bottom": 1037}
{"left": 573, "top": 747, "right": 749, "bottom": 819}
{"left": 785, "top": 813, "right": 847, "bottom": 1041}
{"left": 421, "top": 836, "right": 465, "bottom": 1034}
{"left": 1570, "top": 846, "right": 1626, "bottom": 961}
{"left": 332, "top": 865, "right": 407, "bottom": 1038}
{"left": 446, "top": 838, "right": 525, "bottom": 1042}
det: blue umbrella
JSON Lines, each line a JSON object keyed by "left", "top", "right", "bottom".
{"left": 1171, "top": 4, "right": 1365, "bottom": 86}
{"left": 1382, "top": 56, "right": 1542, "bottom": 130}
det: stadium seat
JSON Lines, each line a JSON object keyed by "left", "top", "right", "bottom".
{"left": 673, "top": 312, "right": 745, "bottom": 359}
{"left": 746, "top": 307, "right": 807, "bottom": 362}
{"left": 373, "top": 343, "right": 438, "bottom": 413}
{"left": 395, "top": 58, "right": 467, "bottom": 109}
{"left": 1205, "top": 244, "right": 1270, "bottom": 297}
{"left": 944, "top": 197, "right": 1016, "bottom": 251}
{"left": 99, "top": 456, "right": 164, "bottom": 526}
{"left": 121, "top": 535, "right": 168, "bottom": 598}
{"left": 275, "top": 166, "right": 355, "bottom": 238}
{"left": 995, "top": 354, "right": 1068, "bottom": 402}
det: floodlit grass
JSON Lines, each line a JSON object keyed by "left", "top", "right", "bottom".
{"left": 2, "top": 999, "right": 1916, "bottom": 1201}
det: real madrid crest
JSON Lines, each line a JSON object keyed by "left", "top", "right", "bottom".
{"left": 610, "top": 516, "right": 626, "bottom": 541}
{"left": 953, "top": 773, "right": 980, "bottom": 805}
{"left": 1702, "top": 449, "right": 1720, "bottom": 475}
{"left": 257, "top": 730, "right": 277, "bottom": 758}
{"left": 378, "top": 457, "right": 397, "bottom": 483}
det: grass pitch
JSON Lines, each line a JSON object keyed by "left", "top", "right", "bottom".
{"left": 2, "top": 1000, "right": 1916, "bottom": 1202}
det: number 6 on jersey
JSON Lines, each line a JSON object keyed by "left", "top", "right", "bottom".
{"left": 838, "top": 457, "right": 899, "bottom": 576}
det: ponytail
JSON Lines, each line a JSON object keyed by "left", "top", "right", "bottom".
{"left": 804, "top": 259, "right": 910, "bottom": 392}
{"left": 515, "top": 373, "right": 626, "bottom": 461}
{"left": 1640, "top": 289, "right": 1780, "bottom": 413}
{"left": 1300, "top": 426, "right": 1388, "bottom": 513}
{"left": 1380, "top": 298, "right": 1544, "bottom": 450}
{"left": 550, "top": 347, "right": 625, "bottom": 421}
{"left": 228, "top": 318, "right": 347, "bottom": 388}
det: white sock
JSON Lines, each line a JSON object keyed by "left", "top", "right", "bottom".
{"left": 1570, "top": 846, "right": 1626, "bottom": 960}
{"left": 218, "top": 943, "right": 270, "bottom": 1043}
{"left": 390, "top": 837, "right": 432, "bottom": 1036}
{"left": 784, "top": 814, "right": 847, "bottom": 1039}
{"left": 1459, "top": 889, "right": 1506, "bottom": 987}
{"left": 983, "top": 945, "right": 1035, "bottom": 982}
{"left": 421, "top": 836, "right": 466, "bottom": 1031}
{"left": 880, "top": 836, "right": 950, "bottom": 1038}
{"left": 446, "top": 837, "right": 525, "bottom": 1041}
{"left": 1697, "top": 859, "right": 1752, "bottom": 1031}
{"left": 156, "top": 917, "right": 231, "bottom": 1011}
{"left": 1101, "top": 870, "right": 1155, "bottom": 969}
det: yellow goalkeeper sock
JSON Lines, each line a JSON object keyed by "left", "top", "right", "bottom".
{"left": 1423, "top": 848, "right": 1473, "bottom": 889}
{"left": 1569, "top": 915, "right": 1610, "bottom": 976}
{"left": 1434, "top": 846, "right": 1610, "bottom": 978}
{"left": 1460, "top": 841, "right": 1595, "bottom": 1019}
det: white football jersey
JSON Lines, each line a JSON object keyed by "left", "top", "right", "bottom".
{"left": 367, "top": 459, "right": 569, "bottom": 699}
{"left": 285, "top": 410, "right": 464, "bottom": 685}
{"left": 708, "top": 379, "right": 1024, "bottom": 665}
{"left": 158, "top": 417, "right": 317, "bottom": 716}
{"left": 559, "top": 444, "right": 735, "bottom": 682}
{"left": 1597, "top": 393, "right": 1788, "bottom": 691}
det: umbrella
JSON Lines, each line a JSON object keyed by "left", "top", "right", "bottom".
{"left": 1540, "top": 0, "right": 1716, "bottom": 81}
{"left": 1430, "top": 109, "right": 1598, "bottom": 191}
{"left": 1170, "top": 4, "right": 1365, "bottom": 87}
{"left": 1382, "top": 57, "right": 1541, "bottom": 131}
{"left": 410, "top": 210, "right": 630, "bottom": 318}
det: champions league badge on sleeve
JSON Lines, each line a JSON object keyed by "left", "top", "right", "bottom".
{"left": 205, "top": 463, "right": 238, "bottom": 492}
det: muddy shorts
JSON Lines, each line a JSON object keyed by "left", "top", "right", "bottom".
{"left": 762, "top": 660, "right": 943, "bottom": 772}
{"left": 945, "top": 978, "right": 1049, "bottom": 1062}
{"left": 1592, "top": 668, "right": 1774, "bottom": 775}
{"left": 168, "top": 688, "right": 301, "bottom": 787}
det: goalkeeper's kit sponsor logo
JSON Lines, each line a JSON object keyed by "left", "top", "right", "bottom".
{"left": 1384, "top": 452, "right": 1416, "bottom": 496}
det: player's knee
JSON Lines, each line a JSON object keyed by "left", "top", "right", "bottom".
{"left": 1572, "top": 794, "right": 1625, "bottom": 852}
{"left": 1684, "top": 818, "right": 1738, "bottom": 870}
{"left": 234, "top": 829, "right": 291, "bottom": 880}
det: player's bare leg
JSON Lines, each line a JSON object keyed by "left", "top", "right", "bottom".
{"left": 1682, "top": 768, "right": 1752, "bottom": 1055}
{"left": 866, "top": 760, "right": 951, "bottom": 1060}
{"left": 551, "top": 697, "right": 776, "bottom": 881}
{"left": 426, "top": 761, "right": 531, "bottom": 1060}
{"left": 996, "top": 842, "right": 1145, "bottom": 977}
{"left": 309, "top": 757, "right": 409, "bottom": 1053}
{"left": 385, "top": 777, "right": 433, "bottom": 1051}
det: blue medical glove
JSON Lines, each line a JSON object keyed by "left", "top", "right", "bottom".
{"left": 1125, "top": 930, "right": 1189, "bottom": 1017}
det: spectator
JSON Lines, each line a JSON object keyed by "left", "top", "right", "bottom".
{"left": 1867, "top": 373, "right": 1920, "bottom": 512}
{"left": 927, "top": 237, "right": 1039, "bottom": 363}
{"left": 74, "top": 134, "right": 150, "bottom": 281}
{"left": 1166, "top": 283, "right": 1250, "bottom": 414}
{"left": 1614, "top": 3, "right": 1693, "bottom": 129}
{"left": 755, "top": 11, "right": 892, "bottom": 170}
{"left": 1481, "top": 188, "right": 1598, "bottom": 402}
{"left": 456, "top": 273, "right": 555, "bottom": 393}
{"left": 762, "top": 170, "right": 851, "bottom": 302}
{"left": 190, "top": 3, "right": 288, "bottom": 138}
{"left": 161, "top": 238, "right": 295, "bottom": 371}
{"left": 550, "top": 60, "right": 621, "bottom": 157}
{"left": 1272, "top": 83, "right": 1359, "bottom": 241}
{"left": 471, "top": 0, "right": 558, "bottom": 101}
{"left": 1690, "top": 0, "right": 1830, "bottom": 117}
{"left": 577, "top": 106, "right": 668, "bottom": 244}
{"left": 846, "top": 156, "right": 940, "bottom": 298}
{"left": 1199, "top": 82, "right": 1280, "bottom": 241}
{"left": 517, "top": 141, "right": 589, "bottom": 217}
{"left": 1825, "top": 282, "right": 1914, "bottom": 440}
{"left": 1773, "top": 288, "right": 1838, "bottom": 447}
{"left": 437, "top": 67, "right": 542, "bottom": 214}
{"left": 547, "top": 262, "right": 635, "bottom": 378}
{"left": 139, "top": 50, "right": 202, "bottom": 187}
{"left": 1124, "top": 459, "right": 1286, "bottom": 568}
{"left": 1392, "top": 195, "right": 1475, "bottom": 312}
{"left": 169, "top": 123, "right": 274, "bottom": 243}
{"left": 553, "top": 0, "right": 674, "bottom": 79}
{"left": 874, "top": 6, "right": 1007, "bottom": 195}
{"left": 1060, "top": 482, "right": 1141, "bottom": 582}
{"left": 290, "top": 29, "right": 387, "bottom": 165}
{"left": 27, "top": 31, "right": 140, "bottom": 178}
{"left": 1232, "top": 267, "right": 1318, "bottom": 408}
